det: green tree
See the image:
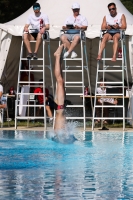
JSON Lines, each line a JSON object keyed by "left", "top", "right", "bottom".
{"left": 0, "top": 0, "right": 36, "bottom": 23}
{"left": 0, "top": 0, "right": 133, "bottom": 23}
{"left": 120, "top": 0, "right": 133, "bottom": 14}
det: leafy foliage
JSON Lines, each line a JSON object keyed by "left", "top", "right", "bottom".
{"left": 120, "top": 0, "right": 133, "bottom": 14}
{"left": 0, "top": 0, "right": 36, "bottom": 23}
{"left": 0, "top": 0, "right": 133, "bottom": 23}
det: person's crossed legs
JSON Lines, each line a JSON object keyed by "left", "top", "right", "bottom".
{"left": 61, "top": 34, "right": 80, "bottom": 59}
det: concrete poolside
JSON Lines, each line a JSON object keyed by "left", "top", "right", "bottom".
{"left": 1, "top": 126, "right": 133, "bottom": 132}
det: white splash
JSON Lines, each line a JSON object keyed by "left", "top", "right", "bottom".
{"left": 46, "top": 121, "right": 79, "bottom": 144}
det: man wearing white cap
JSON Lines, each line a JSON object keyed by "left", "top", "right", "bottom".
{"left": 61, "top": 2, "right": 88, "bottom": 59}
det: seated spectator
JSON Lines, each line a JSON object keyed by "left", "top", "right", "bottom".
{"left": 8, "top": 86, "right": 16, "bottom": 95}
{"left": 0, "top": 81, "right": 6, "bottom": 109}
{"left": 34, "top": 79, "right": 53, "bottom": 122}
{"left": 97, "top": 2, "right": 126, "bottom": 61}
{"left": 96, "top": 78, "right": 118, "bottom": 124}
{"left": 61, "top": 2, "right": 88, "bottom": 59}
{"left": 23, "top": 2, "right": 49, "bottom": 59}
{"left": 7, "top": 86, "right": 16, "bottom": 120}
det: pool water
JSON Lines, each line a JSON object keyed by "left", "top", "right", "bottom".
{"left": 0, "top": 130, "right": 133, "bottom": 200}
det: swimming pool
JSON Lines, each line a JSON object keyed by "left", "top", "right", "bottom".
{"left": 0, "top": 130, "right": 133, "bottom": 199}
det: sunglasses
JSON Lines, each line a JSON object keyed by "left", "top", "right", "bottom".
{"left": 33, "top": 7, "right": 40, "bottom": 10}
{"left": 109, "top": 8, "right": 116, "bottom": 11}
{"left": 73, "top": 9, "right": 79, "bottom": 12}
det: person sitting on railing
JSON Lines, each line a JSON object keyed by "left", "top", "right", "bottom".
{"left": 95, "top": 78, "right": 118, "bottom": 124}
{"left": 0, "top": 82, "right": 6, "bottom": 109}
{"left": 61, "top": 2, "right": 88, "bottom": 59}
{"left": 23, "top": 2, "right": 50, "bottom": 60}
{"left": 34, "top": 79, "right": 53, "bottom": 123}
{"left": 97, "top": 2, "right": 127, "bottom": 62}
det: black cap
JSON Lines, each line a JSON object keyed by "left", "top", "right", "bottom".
{"left": 33, "top": 3, "right": 40, "bottom": 9}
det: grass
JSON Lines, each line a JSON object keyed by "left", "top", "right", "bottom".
{"left": 1, "top": 120, "right": 132, "bottom": 129}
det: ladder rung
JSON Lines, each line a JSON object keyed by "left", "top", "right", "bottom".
{"left": 98, "top": 86, "right": 124, "bottom": 88}
{"left": 16, "top": 117, "right": 46, "bottom": 119}
{"left": 21, "top": 58, "right": 43, "bottom": 60}
{"left": 63, "top": 70, "right": 82, "bottom": 72}
{"left": 17, "top": 93, "right": 43, "bottom": 95}
{"left": 94, "top": 117, "right": 125, "bottom": 120}
{"left": 104, "top": 65, "right": 126, "bottom": 68}
{"left": 65, "top": 82, "right": 83, "bottom": 84}
{"left": 66, "top": 105, "right": 83, "bottom": 107}
{"left": 63, "top": 58, "right": 82, "bottom": 61}
{"left": 16, "top": 105, "right": 44, "bottom": 107}
{"left": 96, "top": 94, "right": 123, "bottom": 96}
{"left": 98, "top": 70, "right": 122, "bottom": 72}
{"left": 19, "top": 81, "right": 43, "bottom": 83}
{"left": 29, "top": 41, "right": 37, "bottom": 43}
{"left": 65, "top": 86, "right": 83, "bottom": 87}
{"left": 66, "top": 117, "right": 84, "bottom": 119}
{"left": 65, "top": 66, "right": 87, "bottom": 68}
{"left": 20, "top": 70, "right": 43, "bottom": 72}
{"left": 66, "top": 93, "right": 83, "bottom": 95}
{"left": 95, "top": 105, "right": 123, "bottom": 108}
{"left": 101, "top": 58, "right": 122, "bottom": 61}
{"left": 97, "top": 82, "right": 123, "bottom": 84}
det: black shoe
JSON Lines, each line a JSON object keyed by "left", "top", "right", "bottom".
{"left": 99, "top": 126, "right": 109, "bottom": 130}
{"left": 33, "top": 53, "right": 38, "bottom": 59}
{"left": 27, "top": 53, "right": 33, "bottom": 59}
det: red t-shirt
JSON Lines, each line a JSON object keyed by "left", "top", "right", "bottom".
{"left": 34, "top": 87, "right": 49, "bottom": 104}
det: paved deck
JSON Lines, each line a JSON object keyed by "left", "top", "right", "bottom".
{"left": 1, "top": 126, "right": 133, "bottom": 132}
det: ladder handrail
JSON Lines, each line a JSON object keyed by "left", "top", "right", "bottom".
{"left": 56, "top": 29, "right": 93, "bottom": 130}
{"left": 92, "top": 30, "right": 131, "bottom": 130}
{"left": 15, "top": 32, "right": 54, "bottom": 129}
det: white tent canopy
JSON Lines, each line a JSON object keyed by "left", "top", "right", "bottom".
{"left": 3, "top": 0, "right": 133, "bottom": 38}
{"left": 0, "top": 0, "right": 133, "bottom": 98}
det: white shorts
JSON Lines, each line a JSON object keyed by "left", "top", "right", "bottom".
{"left": 64, "top": 34, "right": 80, "bottom": 42}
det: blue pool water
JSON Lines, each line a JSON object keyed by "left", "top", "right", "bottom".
{"left": 0, "top": 130, "right": 133, "bottom": 200}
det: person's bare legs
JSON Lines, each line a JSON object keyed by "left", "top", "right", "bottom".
{"left": 61, "top": 35, "right": 80, "bottom": 53}
{"left": 61, "top": 35, "right": 71, "bottom": 50}
{"left": 97, "top": 33, "right": 112, "bottom": 60}
{"left": 112, "top": 33, "right": 120, "bottom": 61}
{"left": 46, "top": 105, "right": 53, "bottom": 118}
{"left": 23, "top": 33, "right": 35, "bottom": 53}
{"left": 67, "top": 35, "right": 80, "bottom": 53}
{"left": 54, "top": 45, "right": 66, "bottom": 131}
{"left": 34, "top": 33, "right": 42, "bottom": 53}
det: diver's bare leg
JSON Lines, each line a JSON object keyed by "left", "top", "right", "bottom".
{"left": 54, "top": 44, "right": 65, "bottom": 106}
{"left": 54, "top": 45, "right": 66, "bottom": 131}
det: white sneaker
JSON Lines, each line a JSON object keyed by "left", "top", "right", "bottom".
{"left": 71, "top": 51, "right": 77, "bottom": 59}
{"left": 63, "top": 51, "right": 69, "bottom": 59}
{"left": 49, "top": 118, "right": 53, "bottom": 123}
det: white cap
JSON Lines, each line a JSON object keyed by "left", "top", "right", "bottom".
{"left": 72, "top": 2, "right": 80, "bottom": 9}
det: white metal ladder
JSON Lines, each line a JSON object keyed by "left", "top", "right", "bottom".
{"left": 15, "top": 31, "right": 54, "bottom": 129}
{"left": 58, "top": 30, "right": 93, "bottom": 130}
{"left": 92, "top": 30, "right": 131, "bottom": 130}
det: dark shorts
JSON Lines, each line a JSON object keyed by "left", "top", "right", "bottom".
{"left": 103, "top": 29, "right": 120, "bottom": 37}
{"left": 37, "top": 100, "right": 50, "bottom": 106}
{"left": 30, "top": 33, "right": 38, "bottom": 40}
